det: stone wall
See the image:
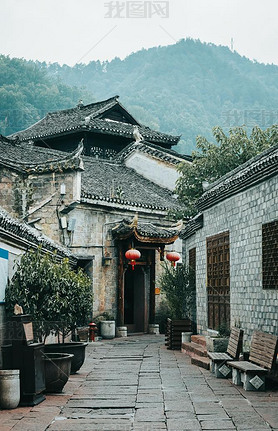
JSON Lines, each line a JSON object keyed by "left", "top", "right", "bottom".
{"left": 0, "top": 166, "right": 80, "bottom": 245}
{"left": 0, "top": 168, "right": 22, "bottom": 218}
{"left": 183, "top": 175, "right": 278, "bottom": 345}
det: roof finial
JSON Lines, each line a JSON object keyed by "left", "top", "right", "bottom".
{"left": 133, "top": 125, "right": 143, "bottom": 143}
{"left": 77, "top": 99, "right": 84, "bottom": 108}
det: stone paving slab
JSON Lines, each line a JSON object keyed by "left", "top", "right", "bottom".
{"left": 1, "top": 335, "right": 278, "bottom": 431}
{"left": 166, "top": 418, "right": 202, "bottom": 430}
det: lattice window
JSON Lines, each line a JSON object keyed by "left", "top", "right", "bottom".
{"left": 90, "top": 146, "right": 103, "bottom": 158}
{"left": 262, "top": 220, "right": 278, "bottom": 289}
{"left": 105, "top": 148, "right": 117, "bottom": 159}
{"left": 207, "top": 232, "right": 230, "bottom": 330}
{"left": 189, "top": 248, "right": 196, "bottom": 272}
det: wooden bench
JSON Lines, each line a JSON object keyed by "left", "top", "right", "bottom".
{"left": 207, "top": 327, "right": 243, "bottom": 378}
{"left": 227, "top": 331, "right": 278, "bottom": 391}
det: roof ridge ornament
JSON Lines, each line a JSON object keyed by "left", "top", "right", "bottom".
{"left": 133, "top": 125, "right": 143, "bottom": 143}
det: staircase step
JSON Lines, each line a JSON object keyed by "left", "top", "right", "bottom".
{"left": 181, "top": 342, "right": 207, "bottom": 357}
{"left": 191, "top": 335, "right": 207, "bottom": 347}
{"left": 191, "top": 354, "right": 210, "bottom": 370}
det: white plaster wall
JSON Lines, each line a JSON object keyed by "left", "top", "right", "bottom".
{"left": 183, "top": 175, "right": 278, "bottom": 343}
{"left": 124, "top": 152, "right": 180, "bottom": 191}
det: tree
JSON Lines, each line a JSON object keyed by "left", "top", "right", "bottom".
{"left": 175, "top": 125, "right": 278, "bottom": 217}
{"left": 5, "top": 247, "right": 93, "bottom": 342}
{"left": 158, "top": 263, "right": 196, "bottom": 321}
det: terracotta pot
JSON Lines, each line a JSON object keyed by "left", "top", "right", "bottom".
{"left": 44, "top": 353, "right": 73, "bottom": 393}
{"left": 44, "top": 342, "right": 87, "bottom": 374}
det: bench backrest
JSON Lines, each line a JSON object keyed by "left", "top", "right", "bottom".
{"left": 249, "top": 331, "right": 278, "bottom": 370}
{"left": 227, "top": 327, "right": 244, "bottom": 359}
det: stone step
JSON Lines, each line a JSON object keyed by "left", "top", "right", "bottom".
{"left": 191, "top": 335, "right": 207, "bottom": 347}
{"left": 181, "top": 341, "right": 207, "bottom": 357}
{"left": 191, "top": 354, "right": 211, "bottom": 370}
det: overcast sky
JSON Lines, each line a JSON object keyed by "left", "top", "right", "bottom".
{"left": 1, "top": 0, "right": 278, "bottom": 66}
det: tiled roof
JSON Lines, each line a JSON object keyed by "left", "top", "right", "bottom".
{"left": 198, "top": 144, "right": 278, "bottom": 211}
{"left": 180, "top": 213, "right": 204, "bottom": 239}
{"left": 0, "top": 206, "right": 76, "bottom": 261}
{"left": 0, "top": 136, "right": 183, "bottom": 213}
{"left": 0, "top": 135, "right": 83, "bottom": 173}
{"left": 112, "top": 217, "right": 183, "bottom": 244}
{"left": 115, "top": 141, "right": 191, "bottom": 165}
{"left": 10, "top": 96, "right": 180, "bottom": 146}
{"left": 81, "top": 157, "right": 182, "bottom": 212}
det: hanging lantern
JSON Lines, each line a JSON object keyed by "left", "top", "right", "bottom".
{"left": 125, "top": 248, "right": 141, "bottom": 270}
{"left": 166, "top": 251, "right": 181, "bottom": 267}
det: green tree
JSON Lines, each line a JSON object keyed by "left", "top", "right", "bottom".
{"left": 175, "top": 125, "right": 278, "bottom": 217}
{"left": 5, "top": 247, "right": 93, "bottom": 341}
{"left": 158, "top": 263, "right": 196, "bottom": 321}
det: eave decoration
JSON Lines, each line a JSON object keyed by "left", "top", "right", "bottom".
{"left": 112, "top": 215, "right": 183, "bottom": 245}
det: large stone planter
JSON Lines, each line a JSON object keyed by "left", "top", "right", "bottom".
{"left": 44, "top": 353, "right": 73, "bottom": 393}
{"left": 44, "top": 342, "right": 88, "bottom": 374}
{"left": 206, "top": 336, "right": 229, "bottom": 352}
{"left": 100, "top": 321, "right": 115, "bottom": 339}
{"left": 0, "top": 370, "right": 20, "bottom": 409}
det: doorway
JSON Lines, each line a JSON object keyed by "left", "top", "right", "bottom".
{"left": 124, "top": 266, "right": 146, "bottom": 332}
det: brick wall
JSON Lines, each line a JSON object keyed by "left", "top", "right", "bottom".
{"left": 183, "top": 175, "right": 278, "bottom": 344}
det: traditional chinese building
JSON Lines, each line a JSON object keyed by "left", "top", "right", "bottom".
{"left": 1, "top": 98, "right": 190, "bottom": 332}
{"left": 181, "top": 144, "right": 278, "bottom": 343}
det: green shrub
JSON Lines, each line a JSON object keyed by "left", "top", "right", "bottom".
{"left": 5, "top": 247, "right": 93, "bottom": 342}
{"left": 158, "top": 262, "right": 196, "bottom": 321}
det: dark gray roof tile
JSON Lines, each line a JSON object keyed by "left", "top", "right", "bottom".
{"left": 198, "top": 144, "right": 278, "bottom": 211}
{"left": 81, "top": 157, "right": 182, "bottom": 211}
{"left": 10, "top": 97, "right": 180, "bottom": 145}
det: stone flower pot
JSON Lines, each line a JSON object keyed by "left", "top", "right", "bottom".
{"left": 44, "top": 352, "right": 73, "bottom": 393}
{"left": 44, "top": 342, "right": 88, "bottom": 374}
{"left": 0, "top": 370, "right": 20, "bottom": 409}
{"left": 100, "top": 321, "right": 115, "bottom": 339}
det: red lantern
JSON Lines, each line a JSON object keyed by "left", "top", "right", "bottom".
{"left": 166, "top": 251, "right": 181, "bottom": 267}
{"left": 125, "top": 248, "right": 141, "bottom": 270}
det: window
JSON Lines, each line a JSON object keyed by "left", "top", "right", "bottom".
{"left": 262, "top": 220, "right": 278, "bottom": 289}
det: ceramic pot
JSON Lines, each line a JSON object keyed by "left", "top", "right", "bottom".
{"left": 44, "top": 353, "right": 73, "bottom": 393}
{"left": 44, "top": 342, "right": 87, "bottom": 374}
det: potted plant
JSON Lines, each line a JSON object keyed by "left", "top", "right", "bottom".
{"left": 158, "top": 262, "right": 196, "bottom": 349}
{"left": 5, "top": 247, "right": 93, "bottom": 383}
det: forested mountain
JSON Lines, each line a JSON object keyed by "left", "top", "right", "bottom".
{"left": 2, "top": 39, "right": 278, "bottom": 153}
{"left": 0, "top": 55, "right": 92, "bottom": 136}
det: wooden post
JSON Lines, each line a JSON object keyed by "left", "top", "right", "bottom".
{"left": 117, "top": 242, "right": 124, "bottom": 326}
{"left": 149, "top": 249, "right": 155, "bottom": 325}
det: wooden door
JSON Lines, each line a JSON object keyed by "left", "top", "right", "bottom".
{"left": 207, "top": 232, "right": 230, "bottom": 330}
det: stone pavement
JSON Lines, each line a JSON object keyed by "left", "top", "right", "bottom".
{"left": 0, "top": 334, "right": 278, "bottom": 431}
